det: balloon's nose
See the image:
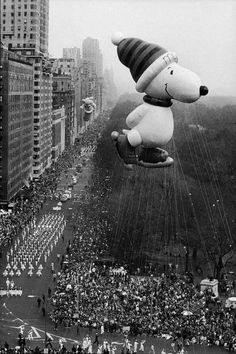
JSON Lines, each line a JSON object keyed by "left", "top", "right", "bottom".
{"left": 200, "top": 85, "right": 208, "bottom": 96}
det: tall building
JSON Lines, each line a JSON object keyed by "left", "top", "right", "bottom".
{"left": 1, "top": 0, "right": 49, "bottom": 57}
{"left": 52, "top": 106, "right": 66, "bottom": 163}
{"left": 31, "top": 57, "right": 52, "bottom": 178}
{"left": 50, "top": 58, "right": 81, "bottom": 140}
{"left": 63, "top": 47, "right": 81, "bottom": 66}
{"left": 1, "top": 0, "right": 52, "bottom": 181}
{"left": 52, "top": 74, "right": 75, "bottom": 147}
{"left": 0, "top": 48, "right": 34, "bottom": 205}
{"left": 82, "top": 37, "right": 103, "bottom": 77}
{"left": 81, "top": 37, "right": 103, "bottom": 119}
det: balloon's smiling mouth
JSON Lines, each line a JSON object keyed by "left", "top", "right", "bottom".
{"left": 165, "top": 84, "right": 174, "bottom": 99}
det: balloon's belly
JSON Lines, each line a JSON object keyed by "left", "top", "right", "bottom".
{"left": 137, "top": 115, "right": 174, "bottom": 147}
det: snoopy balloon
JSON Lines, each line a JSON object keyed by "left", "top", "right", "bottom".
{"left": 111, "top": 33, "right": 208, "bottom": 168}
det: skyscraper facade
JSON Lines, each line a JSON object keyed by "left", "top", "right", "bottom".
{"left": 63, "top": 47, "right": 81, "bottom": 66}
{"left": 32, "top": 57, "right": 52, "bottom": 178}
{"left": 1, "top": 0, "right": 49, "bottom": 57}
{"left": 82, "top": 37, "right": 103, "bottom": 78}
{"left": 51, "top": 106, "right": 66, "bottom": 163}
{"left": 1, "top": 0, "right": 52, "bottom": 182}
{"left": 0, "top": 48, "right": 34, "bottom": 205}
{"left": 81, "top": 37, "right": 103, "bottom": 117}
{"left": 52, "top": 75, "right": 75, "bottom": 147}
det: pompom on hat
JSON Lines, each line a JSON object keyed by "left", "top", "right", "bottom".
{"left": 111, "top": 32, "right": 178, "bottom": 93}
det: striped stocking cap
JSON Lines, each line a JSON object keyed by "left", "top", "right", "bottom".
{"left": 111, "top": 32, "right": 178, "bottom": 93}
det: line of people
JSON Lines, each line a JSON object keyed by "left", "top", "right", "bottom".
{"left": 2, "top": 213, "right": 66, "bottom": 281}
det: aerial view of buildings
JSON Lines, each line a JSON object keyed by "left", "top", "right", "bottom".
{"left": 0, "top": 0, "right": 116, "bottom": 206}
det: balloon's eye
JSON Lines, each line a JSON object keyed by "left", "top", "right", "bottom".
{"left": 170, "top": 70, "right": 174, "bottom": 75}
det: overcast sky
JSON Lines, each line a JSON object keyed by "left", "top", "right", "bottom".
{"left": 49, "top": 0, "right": 236, "bottom": 96}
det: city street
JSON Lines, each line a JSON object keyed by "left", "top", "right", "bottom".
{"left": 0, "top": 151, "right": 94, "bottom": 348}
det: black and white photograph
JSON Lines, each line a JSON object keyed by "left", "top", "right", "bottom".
{"left": 0, "top": 0, "right": 236, "bottom": 352}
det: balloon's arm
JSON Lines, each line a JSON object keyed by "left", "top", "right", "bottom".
{"left": 126, "top": 104, "right": 148, "bottom": 129}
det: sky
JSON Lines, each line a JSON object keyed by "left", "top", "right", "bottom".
{"left": 49, "top": 0, "right": 236, "bottom": 96}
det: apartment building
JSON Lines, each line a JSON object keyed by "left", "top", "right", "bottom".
{"left": 1, "top": 0, "right": 49, "bottom": 57}
{"left": 52, "top": 106, "right": 66, "bottom": 163}
{"left": 0, "top": 48, "right": 34, "bottom": 205}
{"left": 52, "top": 74, "right": 75, "bottom": 147}
{"left": 1, "top": 0, "right": 53, "bottom": 181}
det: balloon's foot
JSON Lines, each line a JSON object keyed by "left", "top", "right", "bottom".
{"left": 111, "top": 132, "right": 174, "bottom": 168}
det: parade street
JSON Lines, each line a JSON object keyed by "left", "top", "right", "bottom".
{"left": 0, "top": 149, "right": 94, "bottom": 348}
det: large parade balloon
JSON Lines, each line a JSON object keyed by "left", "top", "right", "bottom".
{"left": 80, "top": 97, "right": 96, "bottom": 122}
{"left": 111, "top": 33, "right": 208, "bottom": 168}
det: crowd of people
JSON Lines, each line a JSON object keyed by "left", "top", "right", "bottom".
{"left": 1, "top": 335, "right": 177, "bottom": 354}
{"left": 50, "top": 249, "right": 236, "bottom": 351}
{"left": 49, "top": 119, "right": 236, "bottom": 352}
{"left": 1, "top": 113, "right": 236, "bottom": 353}
{"left": 1, "top": 212, "right": 66, "bottom": 283}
